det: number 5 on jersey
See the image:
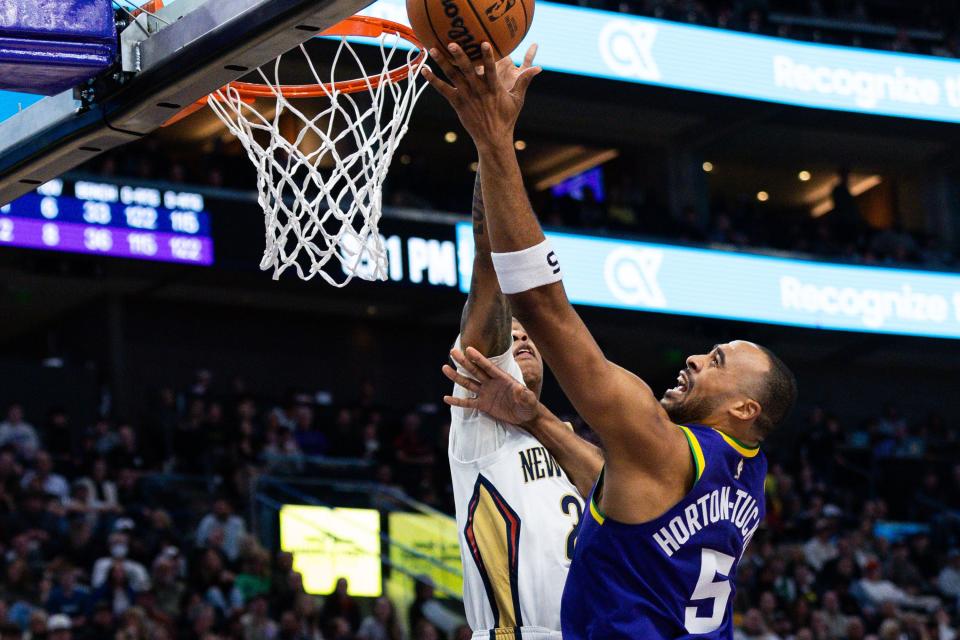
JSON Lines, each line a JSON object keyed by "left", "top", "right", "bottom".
{"left": 685, "top": 548, "right": 734, "bottom": 634}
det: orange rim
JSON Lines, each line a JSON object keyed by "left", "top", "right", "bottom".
{"left": 132, "top": 0, "right": 164, "bottom": 17}
{"left": 163, "top": 16, "right": 425, "bottom": 127}
{"left": 230, "top": 16, "right": 425, "bottom": 98}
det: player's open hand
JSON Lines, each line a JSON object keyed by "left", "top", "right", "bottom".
{"left": 422, "top": 42, "right": 541, "bottom": 151}
{"left": 443, "top": 346, "right": 539, "bottom": 426}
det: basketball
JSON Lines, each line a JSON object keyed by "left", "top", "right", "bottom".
{"left": 406, "top": 0, "right": 535, "bottom": 61}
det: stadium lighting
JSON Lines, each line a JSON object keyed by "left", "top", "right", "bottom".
{"left": 515, "top": 140, "right": 528, "bottom": 151}
{"left": 444, "top": 131, "right": 458, "bottom": 143}
{"left": 798, "top": 170, "right": 812, "bottom": 182}
{"left": 469, "top": 161, "right": 479, "bottom": 172}
{"left": 399, "top": 154, "right": 412, "bottom": 165}
{"left": 702, "top": 161, "right": 714, "bottom": 173}
{"left": 757, "top": 191, "right": 770, "bottom": 202}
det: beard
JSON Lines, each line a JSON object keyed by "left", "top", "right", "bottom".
{"left": 662, "top": 392, "right": 717, "bottom": 426}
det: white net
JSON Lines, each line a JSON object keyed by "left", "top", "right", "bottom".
{"left": 207, "top": 24, "right": 427, "bottom": 285}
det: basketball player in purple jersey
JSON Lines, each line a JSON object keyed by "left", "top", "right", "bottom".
{"left": 425, "top": 42, "right": 798, "bottom": 638}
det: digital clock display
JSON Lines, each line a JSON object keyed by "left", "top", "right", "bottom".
{"left": 0, "top": 178, "right": 214, "bottom": 265}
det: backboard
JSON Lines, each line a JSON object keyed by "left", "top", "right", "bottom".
{"left": 0, "top": 0, "right": 375, "bottom": 206}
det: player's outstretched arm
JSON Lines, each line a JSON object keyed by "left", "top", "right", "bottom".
{"left": 459, "top": 48, "right": 539, "bottom": 356}
{"left": 459, "top": 165, "right": 511, "bottom": 357}
{"left": 423, "top": 43, "right": 689, "bottom": 479}
{"left": 442, "top": 347, "right": 603, "bottom": 499}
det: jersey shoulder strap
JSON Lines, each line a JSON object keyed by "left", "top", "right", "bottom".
{"left": 680, "top": 424, "right": 762, "bottom": 484}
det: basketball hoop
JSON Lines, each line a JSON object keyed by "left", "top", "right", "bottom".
{"left": 198, "top": 16, "right": 428, "bottom": 285}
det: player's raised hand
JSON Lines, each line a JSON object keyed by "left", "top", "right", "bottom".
{"left": 422, "top": 42, "right": 541, "bottom": 151}
{"left": 495, "top": 44, "right": 540, "bottom": 93}
{"left": 443, "top": 347, "right": 539, "bottom": 426}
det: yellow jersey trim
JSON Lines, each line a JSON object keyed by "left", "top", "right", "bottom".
{"left": 715, "top": 429, "right": 760, "bottom": 458}
{"left": 678, "top": 425, "right": 706, "bottom": 484}
{"left": 589, "top": 468, "right": 606, "bottom": 525}
{"left": 589, "top": 498, "right": 605, "bottom": 526}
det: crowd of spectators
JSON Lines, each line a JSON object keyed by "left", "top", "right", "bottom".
{"left": 1, "top": 363, "right": 958, "bottom": 639}
{"left": 562, "top": 0, "right": 960, "bottom": 58}
{"left": 531, "top": 172, "right": 957, "bottom": 270}
{"left": 0, "top": 374, "right": 466, "bottom": 640}
{"left": 731, "top": 404, "right": 960, "bottom": 639}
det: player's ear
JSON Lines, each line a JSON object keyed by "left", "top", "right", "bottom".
{"left": 729, "top": 398, "right": 761, "bottom": 422}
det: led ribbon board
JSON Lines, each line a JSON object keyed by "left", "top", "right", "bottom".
{"left": 360, "top": 0, "right": 960, "bottom": 124}
{"left": 7, "top": 2, "right": 960, "bottom": 124}
{"left": 457, "top": 224, "right": 960, "bottom": 340}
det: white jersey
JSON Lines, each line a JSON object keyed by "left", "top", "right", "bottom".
{"left": 449, "top": 336, "right": 583, "bottom": 640}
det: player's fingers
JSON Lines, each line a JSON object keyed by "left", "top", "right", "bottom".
{"left": 443, "top": 395, "right": 477, "bottom": 409}
{"left": 447, "top": 43, "right": 485, "bottom": 93}
{"left": 511, "top": 65, "right": 542, "bottom": 99}
{"left": 421, "top": 66, "right": 459, "bottom": 103}
{"left": 512, "top": 384, "right": 529, "bottom": 405}
{"left": 430, "top": 47, "right": 468, "bottom": 90}
{"left": 520, "top": 43, "right": 539, "bottom": 70}
{"left": 451, "top": 348, "right": 489, "bottom": 381}
{"left": 441, "top": 364, "right": 481, "bottom": 392}
{"left": 464, "top": 346, "right": 505, "bottom": 379}
{"left": 480, "top": 42, "right": 499, "bottom": 92}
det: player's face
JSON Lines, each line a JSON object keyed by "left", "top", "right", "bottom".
{"left": 660, "top": 340, "right": 768, "bottom": 425}
{"left": 511, "top": 319, "right": 543, "bottom": 391}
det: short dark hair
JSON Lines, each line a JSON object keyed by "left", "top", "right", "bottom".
{"left": 753, "top": 345, "right": 798, "bottom": 438}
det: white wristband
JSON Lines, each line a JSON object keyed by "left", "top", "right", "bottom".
{"left": 491, "top": 239, "right": 562, "bottom": 294}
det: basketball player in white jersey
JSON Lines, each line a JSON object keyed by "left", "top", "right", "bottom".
{"left": 447, "top": 46, "right": 587, "bottom": 640}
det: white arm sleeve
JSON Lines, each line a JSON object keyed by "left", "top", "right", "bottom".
{"left": 448, "top": 335, "right": 526, "bottom": 463}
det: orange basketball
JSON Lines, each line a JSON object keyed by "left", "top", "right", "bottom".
{"left": 406, "top": 0, "right": 535, "bottom": 62}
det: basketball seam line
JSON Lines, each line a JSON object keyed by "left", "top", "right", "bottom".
{"left": 463, "top": 1, "right": 504, "bottom": 59}
{"left": 422, "top": 0, "right": 448, "bottom": 58}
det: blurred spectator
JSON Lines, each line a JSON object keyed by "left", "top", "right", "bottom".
{"left": 0, "top": 404, "right": 40, "bottom": 461}
{"left": 240, "top": 594, "right": 277, "bottom": 640}
{"left": 320, "top": 578, "right": 361, "bottom": 632}
{"left": 109, "top": 425, "right": 147, "bottom": 472}
{"left": 292, "top": 405, "right": 327, "bottom": 457}
{"left": 939, "top": 550, "right": 960, "bottom": 604}
{"left": 91, "top": 531, "right": 150, "bottom": 592}
{"left": 46, "top": 613, "right": 73, "bottom": 640}
{"left": 44, "top": 566, "right": 90, "bottom": 626}
{"left": 853, "top": 559, "right": 939, "bottom": 612}
{"left": 357, "top": 596, "right": 403, "bottom": 640}
{"left": 408, "top": 577, "right": 464, "bottom": 638}
{"left": 394, "top": 413, "right": 435, "bottom": 467}
{"left": 733, "top": 608, "right": 780, "bottom": 640}
{"left": 42, "top": 408, "right": 73, "bottom": 464}
{"left": 196, "top": 499, "right": 247, "bottom": 563}
{"left": 803, "top": 520, "right": 838, "bottom": 572}
{"left": 92, "top": 561, "right": 138, "bottom": 617}
{"left": 76, "top": 458, "right": 120, "bottom": 516}
{"left": 151, "top": 554, "right": 186, "bottom": 620}
{"left": 21, "top": 451, "right": 69, "bottom": 502}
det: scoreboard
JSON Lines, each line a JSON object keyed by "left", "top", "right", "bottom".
{"left": 0, "top": 178, "right": 213, "bottom": 265}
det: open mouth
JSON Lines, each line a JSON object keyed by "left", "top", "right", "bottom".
{"left": 515, "top": 346, "right": 535, "bottom": 361}
{"left": 666, "top": 370, "right": 690, "bottom": 396}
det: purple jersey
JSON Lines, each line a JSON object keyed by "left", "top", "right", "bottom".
{"left": 561, "top": 424, "right": 767, "bottom": 639}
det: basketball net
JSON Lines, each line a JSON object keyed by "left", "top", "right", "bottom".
{"left": 206, "top": 19, "right": 428, "bottom": 285}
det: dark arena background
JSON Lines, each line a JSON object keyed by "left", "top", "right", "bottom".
{"left": 1, "top": 0, "right": 960, "bottom": 639}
